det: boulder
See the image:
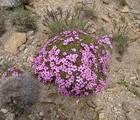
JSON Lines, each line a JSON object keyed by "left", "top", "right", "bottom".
{"left": 0, "top": 0, "right": 30, "bottom": 8}
{"left": 4, "top": 32, "right": 26, "bottom": 54}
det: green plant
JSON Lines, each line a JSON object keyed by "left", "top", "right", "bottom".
{"left": 76, "top": 5, "right": 97, "bottom": 20}
{"left": 43, "top": 8, "right": 93, "bottom": 38}
{"left": 118, "top": 79, "right": 140, "bottom": 98}
{"left": 0, "top": 62, "right": 12, "bottom": 76}
{"left": 10, "top": 7, "right": 37, "bottom": 32}
{"left": 111, "top": 26, "right": 129, "bottom": 55}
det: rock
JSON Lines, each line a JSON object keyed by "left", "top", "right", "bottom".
{"left": 99, "top": 113, "right": 108, "bottom": 120}
{"left": 121, "top": 6, "right": 129, "bottom": 13}
{"left": 28, "top": 114, "right": 36, "bottom": 120}
{"left": 126, "top": 112, "right": 140, "bottom": 120}
{"left": 19, "top": 44, "right": 26, "bottom": 51}
{"left": 4, "top": 33, "right": 26, "bottom": 54}
{"left": 0, "top": 73, "right": 39, "bottom": 106}
{"left": 26, "top": 30, "right": 34, "bottom": 37}
{"left": 1, "top": 108, "right": 8, "bottom": 114}
{"left": 0, "top": 0, "right": 17, "bottom": 7}
{"left": 101, "top": 15, "right": 110, "bottom": 22}
{"left": 83, "top": 0, "right": 93, "bottom": 4}
{"left": 0, "top": 0, "right": 30, "bottom": 8}
{"left": 129, "top": 32, "right": 140, "bottom": 40}
{"left": 39, "top": 111, "right": 44, "bottom": 116}
{"left": 25, "top": 5, "right": 35, "bottom": 12}
{"left": 5, "top": 112, "right": 15, "bottom": 120}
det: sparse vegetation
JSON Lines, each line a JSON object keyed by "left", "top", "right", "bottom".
{"left": 10, "top": 7, "right": 37, "bottom": 32}
{"left": 0, "top": 18, "right": 4, "bottom": 36}
{"left": 111, "top": 27, "right": 129, "bottom": 55}
{"left": 76, "top": 5, "right": 97, "bottom": 20}
{"left": 118, "top": 79, "right": 140, "bottom": 98}
{"left": 43, "top": 8, "right": 93, "bottom": 38}
{"left": 117, "top": 0, "right": 127, "bottom": 6}
{"left": 0, "top": 62, "right": 12, "bottom": 76}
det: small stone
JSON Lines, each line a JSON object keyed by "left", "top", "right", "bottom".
{"left": 4, "top": 32, "right": 26, "bottom": 54}
{"left": 121, "top": 6, "right": 129, "bottom": 13}
{"left": 5, "top": 112, "right": 15, "bottom": 120}
{"left": 108, "top": 13, "right": 115, "bottom": 19}
{"left": 1, "top": 108, "right": 8, "bottom": 114}
{"left": 25, "top": 5, "right": 35, "bottom": 12}
{"left": 99, "top": 113, "right": 107, "bottom": 120}
{"left": 19, "top": 44, "right": 26, "bottom": 51}
{"left": 101, "top": 15, "right": 110, "bottom": 22}
{"left": 129, "top": 32, "right": 140, "bottom": 40}
{"left": 83, "top": 0, "right": 92, "bottom": 4}
{"left": 26, "top": 30, "right": 34, "bottom": 37}
{"left": 39, "top": 111, "right": 44, "bottom": 116}
{"left": 28, "top": 115, "right": 36, "bottom": 120}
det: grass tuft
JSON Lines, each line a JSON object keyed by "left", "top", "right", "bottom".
{"left": 10, "top": 6, "right": 37, "bottom": 32}
{"left": 43, "top": 7, "right": 93, "bottom": 38}
{"left": 76, "top": 5, "right": 97, "bottom": 20}
{"left": 111, "top": 26, "right": 129, "bottom": 55}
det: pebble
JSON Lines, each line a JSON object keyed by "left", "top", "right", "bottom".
{"left": 28, "top": 114, "right": 36, "bottom": 120}
{"left": 1, "top": 108, "right": 8, "bottom": 114}
{"left": 101, "top": 15, "right": 110, "bottom": 22}
{"left": 99, "top": 113, "right": 107, "bottom": 120}
{"left": 26, "top": 30, "right": 34, "bottom": 37}
{"left": 121, "top": 6, "right": 129, "bottom": 13}
{"left": 39, "top": 111, "right": 44, "bottom": 116}
{"left": 19, "top": 44, "right": 26, "bottom": 51}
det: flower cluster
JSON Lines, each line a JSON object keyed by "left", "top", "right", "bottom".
{"left": 32, "top": 30, "right": 112, "bottom": 97}
{"left": 1, "top": 67, "right": 23, "bottom": 78}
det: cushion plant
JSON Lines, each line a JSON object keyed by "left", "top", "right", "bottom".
{"left": 32, "top": 30, "right": 112, "bottom": 97}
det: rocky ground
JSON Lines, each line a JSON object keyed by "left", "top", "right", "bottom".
{"left": 0, "top": 0, "right": 140, "bottom": 120}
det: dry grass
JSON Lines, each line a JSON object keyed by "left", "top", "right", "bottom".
{"left": 43, "top": 8, "right": 93, "bottom": 38}
{"left": 10, "top": 6, "right": 37, "bottom": 32}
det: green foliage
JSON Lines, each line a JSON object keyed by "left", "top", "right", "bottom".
{"left": 117, "top": 79, "right": 129, "bottom": 87}
{"left": 111, "top": 27, "right": 128, "bottom": 55}
{"left": 0, "top": 62, "right": 12, "bottom": 75}
{"left": 43, "top": 8, "right": 93, "bottom": 38}
{"left": 10, "top": 7, "right": 37, "bottom": 32}
{"left": 76, "top": 5, "right": 97, "bottom": 20}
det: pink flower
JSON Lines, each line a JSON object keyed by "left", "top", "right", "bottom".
{"left": 71, "top": 48, "right": 77, "bottom": 52}
{"left": 32, "top": 30, "right": 112, "bottom": 97}
{"left": 12, "top": 72, "right": 19, "bottom": 77}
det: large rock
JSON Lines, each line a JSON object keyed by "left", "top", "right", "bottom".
{"left": 4, "top": 33, "right": 26, "bottom": 54}
{"left": 0, "top": 0, "right": 30, "bottom": 7}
